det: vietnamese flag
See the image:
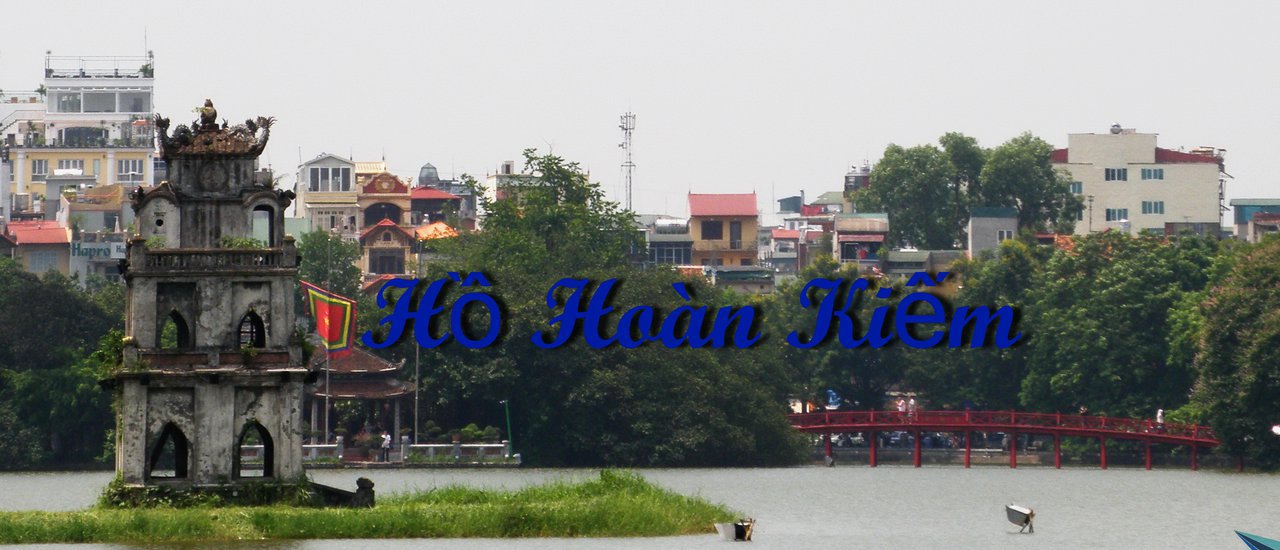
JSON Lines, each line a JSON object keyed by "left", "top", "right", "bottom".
{"left": 300, "top": 281, "right": 356, "bottom": 358}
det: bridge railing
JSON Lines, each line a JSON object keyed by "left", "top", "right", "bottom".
{"left": 788, "top": 410, "right": 1216, "bottom": 442}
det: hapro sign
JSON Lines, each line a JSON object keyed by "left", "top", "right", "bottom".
{"left": 71, "top": 241, "right": 127, "bottom": 260}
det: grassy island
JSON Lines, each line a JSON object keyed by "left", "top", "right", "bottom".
{"left": 0, "top": 471, "right": 735, "bottom": 544}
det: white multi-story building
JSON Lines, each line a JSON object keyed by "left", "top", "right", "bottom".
{"left": 0, "top": 53, "right": 155, "bottom": 218}
{"left": 296, "top": 152, "right": 358, "bottom": 235}
{"left": 1051, "top": 126, "right": 1223, "bottom": 235}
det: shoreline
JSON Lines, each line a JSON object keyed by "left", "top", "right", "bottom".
{"left": 0, "top": 471, "right": 735, "bottom": 544}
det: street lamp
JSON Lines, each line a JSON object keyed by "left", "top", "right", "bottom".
{"left": 499, "top": 399, "right": 513, "bottom": 457}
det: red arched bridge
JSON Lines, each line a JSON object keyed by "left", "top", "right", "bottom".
{"left": 788, "top": 410, "right": 1221, "bottom": 470}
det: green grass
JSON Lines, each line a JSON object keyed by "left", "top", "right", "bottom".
{"left": 0, "top": 471, "right": 736, "bottom": 543}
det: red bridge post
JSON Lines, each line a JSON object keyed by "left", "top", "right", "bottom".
{"left": 1191, "top": 444, "right": 1198, "bottom": 471}
{"left": 1054, "top": 434, "right": 1061, "bottom": 469}
{"left": 913, "top": 430, "right": 922, "bottom": 468}
{"left": 869, "top": 430, "right": 877, "bottom": 467}
{"left": 1144, "top": 441, "right": 1152, "bottom": 470}
{"left": 964, "top": 430, "right": 971, "bottom": 468}
{"left": 1009, "top": 431, "right": 1017, "bottom": 469}
{"left": 824, "top": 433, "right": 832, "bottom": 461}
{"left": 1100, "top": 437, "right": 1108, "bottom": 470}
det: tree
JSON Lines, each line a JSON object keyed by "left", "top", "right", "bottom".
{"left": 1019, "top": 232, "right": 1216, "bottom": 417}
{"left": 977, "top": 133, "right": 1083, "bottom": 233}
{"left": 939, "top": 132, "right": 987, "bottom": 241}
{"left": 0, "top": 261, "right": 120, "bottom": 467}
{"left": 296, "top": 229, "right": 362, "bottom": 298}
{"left": 388, "top": 149, "right": 806, "bottom": 466}
{"left": 1188, "top": 236, "right": 1280, "bottom": 468}
{"left": 904, "top": 238, "right": 1049, "bottom": 410}
{"left": 854, "top": 144, "right": 961, "bottom": 249}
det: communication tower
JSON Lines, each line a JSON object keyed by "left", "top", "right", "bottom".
{"left": 619, "top": 112, "right": 636, "bottom": 211}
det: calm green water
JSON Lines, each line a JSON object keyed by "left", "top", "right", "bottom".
{"left": 1, "top": 467, "right": 1276, "bottom": 549}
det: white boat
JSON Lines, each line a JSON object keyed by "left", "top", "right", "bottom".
{"left": 714, "top": 518, "right": 755, "bottom": 541}
{"left": 1006, "top": 504, "right": 1034, "bottom": 533}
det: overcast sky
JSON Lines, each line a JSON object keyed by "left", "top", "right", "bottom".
{"left": 2, "top": 1, "right": 1275, "bottom": 218}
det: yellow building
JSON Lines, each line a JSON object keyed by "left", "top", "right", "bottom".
{"left": 688, "top": 192, "right": 759, "bottom": 266}
{"left": 11, "top": 147, "right": 152, "bottom": 201}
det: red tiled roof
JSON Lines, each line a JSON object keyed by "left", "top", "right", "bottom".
{"left": 361, "top": 274, "right": 400, "bottom": 293}
{"left": 310, "top": 346, "right": 404, "bottom": 374}
{"left": 359, "top": 218, "right": 414, "bottom": 241}
{"left": 309, "top": 378, "right": 413, "bottom": 399}
{"left": 803, "top": 231, "right": 825, "bottom": 242}
{"left": 1154, "top": 148, "right": 1220, "bottom": 164}
{"left": 415, "top": 221, "right": 458, "bottom": 240}
{"left": 1051, "top": 147, "right": 1218, "bottom": 165}
{"left": 772, "top": 228, "right": 800, "bottom": 240}
{"left": 688, "top": 193, "right": 757, "bottom": 217}
{"left": 6, "top": 221, "right": 70, "bottom": 244}
{"left": 411, "top": 187, "right": 459, "bottom": 200}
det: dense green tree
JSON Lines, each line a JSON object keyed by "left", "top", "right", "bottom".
{"left": 1188, "top": 236, "right": 1280, "bottom": 468}
{"left": 1019, "top": 232, "right": 1216, "bottom": 417}
{"left": 0, "top": 261, "right": 121, "bottom": 467}
{"left": 977, "top": 133, "right": 1083, "bottom": 233}
{"left": 296, "top": 229, "right": 362, "bottom": 299}
{"left": 854, "top": 144, "right": 960, "bottom": 249}
{"left": 904, "top": 238, "right": 1049, "bottom": 409}
{"left": 939, "top": 132, "right": 987, "bottom": 240}
{"left": 383, "top": 149, "right": 806, "bottom": 466}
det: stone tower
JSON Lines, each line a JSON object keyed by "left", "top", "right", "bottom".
{"left": 111, "top": 102, "right": 309, "bottom": 486}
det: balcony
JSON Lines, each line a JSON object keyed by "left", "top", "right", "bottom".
{"left": 129, "top": 242, "right": 299, "bottom": 275}
{"left": 693, "top": 240, "right": 758, "bottom": 253}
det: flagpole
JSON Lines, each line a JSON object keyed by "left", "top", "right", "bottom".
{"left": 324, "top": 228, "right": 334, "bottom": 446}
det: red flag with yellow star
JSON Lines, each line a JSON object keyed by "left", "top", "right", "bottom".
{"left": 300, "top": 281, "right": 356, "bottom": 358}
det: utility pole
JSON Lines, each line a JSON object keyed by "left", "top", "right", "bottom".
{"left": 619, "top": 112, "right": 635, "bottom": 211}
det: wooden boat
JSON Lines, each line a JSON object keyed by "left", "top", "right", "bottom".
{"left": 1005, "top": 504, "right": 1034, "bottom": 533}
{"left": 714, "top": 518, "right": 755, "bottom": 541}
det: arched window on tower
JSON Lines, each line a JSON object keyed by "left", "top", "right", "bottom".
{"left": 147, "top": 422, "right": 190, "bottom": 480}
{"left": 239, "top": 310, "right": 266, "bottom": 348}
{"left": 160, "top": 310, "right": 192, "bottom": 349}
{"left": 234, "top": 420, "right": 275, "bottom": 478}
{"left": 251, "top": 205, "right": 275, "bottom": 246}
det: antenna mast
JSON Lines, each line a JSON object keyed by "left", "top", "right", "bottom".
{"left": 619, "top": 112, "right": 636, "bottom": 211}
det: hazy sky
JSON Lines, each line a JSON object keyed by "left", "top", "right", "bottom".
{"left": 2, "top": 1, "right": 1276, "bottom": 218}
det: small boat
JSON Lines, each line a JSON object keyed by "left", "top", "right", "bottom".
{"left": 714, "top": 518, "right": 755, "bottom": 541}
{"left": 1005, "top": 504, "right": 1034, "bottom": 533}
{"left": 1237, "top": 531, "right": 1280, "bottom": 550}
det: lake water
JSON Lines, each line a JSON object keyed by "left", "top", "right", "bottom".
{"left": 1, "top": 466, "right": 1276, "bottom": 549}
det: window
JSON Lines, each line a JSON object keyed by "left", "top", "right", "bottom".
{"left": 31, "top": 159, "right": 47, "bottom": 181}
{"left": 1069, "top": 181, "right": 1083, "bottom": 194}
{"left": 1141, "top": 168, "right": 1164, "bottom": 180}
{"left": 701, "top": 220, "right": 723, "bottom": 240}
{"left": 238, "top": 311, "right": 266, "bottom": 348}
{"left": 309, "top": 166, "right": 352, "bottom": 192}
{"left": 27, "top": 250, "right": 58, "bottom": 273}
{"left": 997, "top": 230, "right": 1014, "bottom": 242}
{"left": 118, "top": 159, "right": 144, "bottom": 183}
{"left": 57, "top": 159, "right": 85, "bottom": 172}
{"left": 1104, "top": 168, "right": 1128, "bottom": 181}
{"left": 1141, "top": 201, "right": 1165, "bottom": 215}
{"left": 1105, "top": 208, "right": 1129, "bottom": 222}
{"left": 741, "top": 258, "right": 753, "bottom": 266}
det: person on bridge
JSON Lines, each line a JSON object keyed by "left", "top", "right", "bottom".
{"left": 908, "top": 396, "right": 917, "bottom": 419}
